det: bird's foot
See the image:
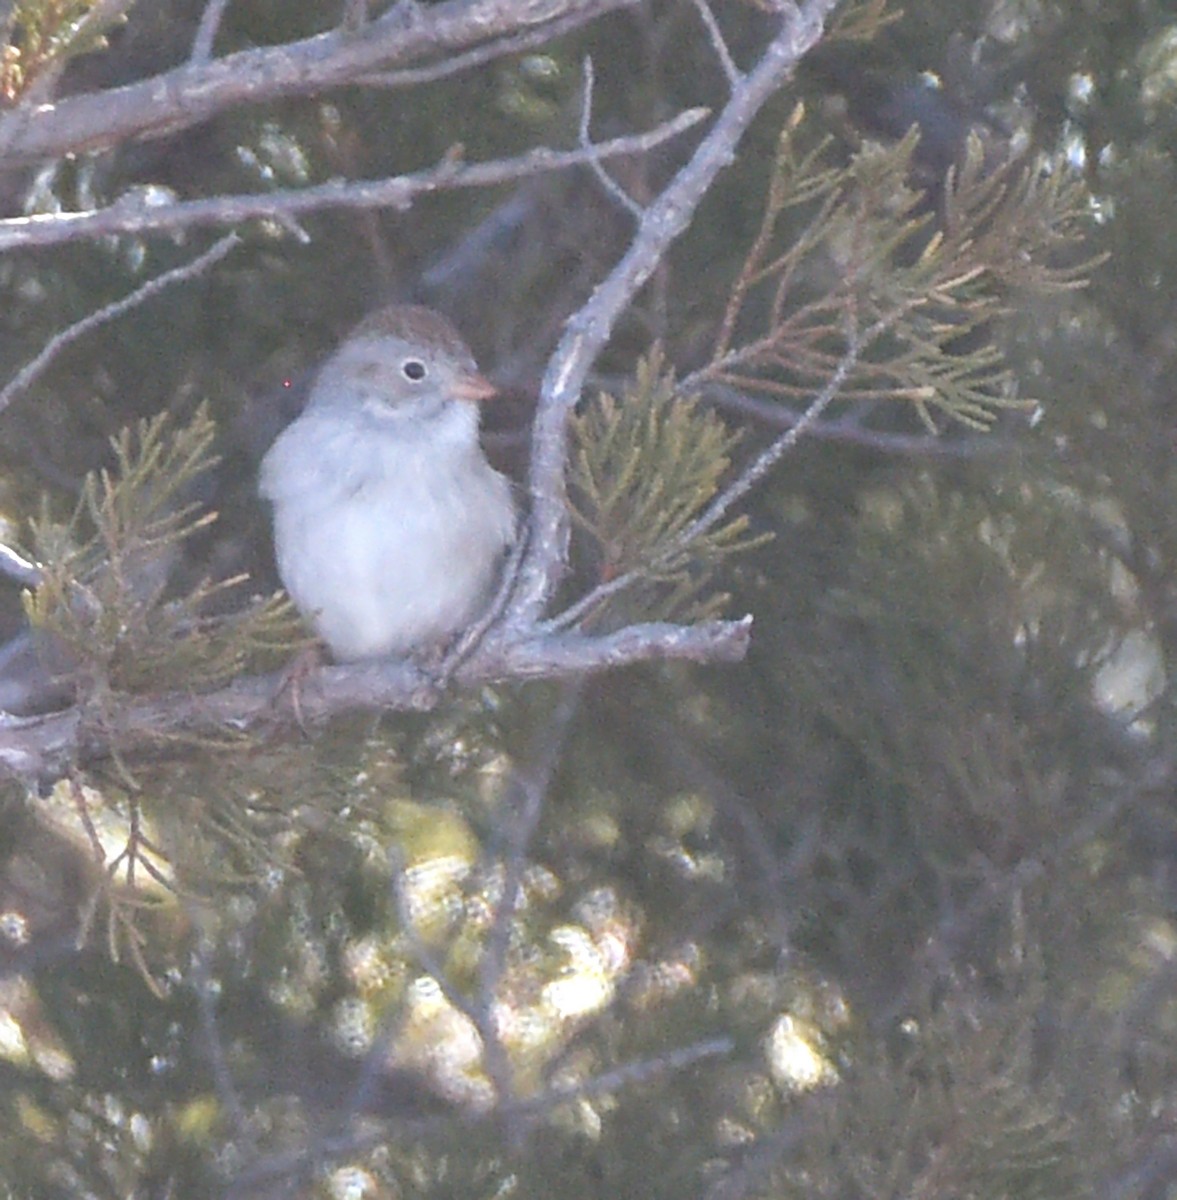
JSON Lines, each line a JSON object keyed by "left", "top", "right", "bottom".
{"left": 271, "top": 642, "right": 326, "bottom": 735}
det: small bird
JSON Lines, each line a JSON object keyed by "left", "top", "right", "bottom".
{"left": 259, "top": 305, "right": 517, "bottom": 662}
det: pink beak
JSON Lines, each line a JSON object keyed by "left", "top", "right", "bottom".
{"left": 451, "top": 371, "right": 498, "bottom": 402}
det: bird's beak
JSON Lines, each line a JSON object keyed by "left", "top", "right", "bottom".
{"left": 452, "top": 371, "right": 498, "bottom": 402}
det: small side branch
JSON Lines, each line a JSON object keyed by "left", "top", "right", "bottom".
{"left": 690, "top": 0, "right": 741, "bottom": 88}
{"left": 0, "top": 110, "right": 707, "bottom": 252}
{"left": 580, "top": 57, "right": 643, "bottom": 217}
{"left": 547, "top": 323, "right": 860, "bottom": 632}
{"left": 0, "top": 234, "right": 241, "bottom": 417}
{"left": 190, "top": 0, "right": 234, "bottom": 63}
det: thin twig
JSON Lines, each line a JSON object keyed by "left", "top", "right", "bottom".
{"left": 234, "top": 1031, "right": 734, "bottom": 1196}
{"left": 516, "top": 1034, "right": 734, "bottom": 1114}
{"left": 384, "top": 845, "right": 497, "bottom": 1049}
{"left": 681, "top": 381, "right": 1007, "bottom": 455}
{"left": 690, "top": 0, "right": 741, "bottom": 88}
{"left": 356, "top": 4, "right": 596, "bottom": 88}
{"left": 190, "top": 0, "right": 233, "bottom": 63}
{"left": 509, "top": 0, "right": 839, "bottom": 629}
{"left": 191, "top": 934, "right": 254, "bottom": 1140}
{"left": 421, "top": 188, "right": 539, "bottom": 291}
{"left": 0, "top": 110, "right": 707, "bottom": 252}
{"left": 438, "top": 533, "right": 527, "bottom": 678}
{"left": 0, "top": 233, "right": 241, "bottom": 417}
{"left": 370, "top": 682, "right": 582, "bottom": 1115}
{"left": 680, "top": 317, "right": 861, "bottom": 532}
{"left": 580, "top": 57, "right": 643, "bottom": 217}
{"left": 479, "top": 680, "right": 584, "bottom": 1107}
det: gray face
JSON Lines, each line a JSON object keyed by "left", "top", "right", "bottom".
{"left": 307, "top": 307, "right": 495, "bottom": 428}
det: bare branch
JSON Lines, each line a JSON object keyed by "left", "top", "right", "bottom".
{"left": 191, "top": 935, "right": 254, "bottom": 1142}
{"left": 0, "top": 234, "right": 241, "bottom": 417}
{"left": 514, "top": 1034, "right": 734, "bottom": 1114}
{"left": 687, "top": 382, "right": 1010, "bottom": 456}
{"left": 0, "top": 109, "right": 708, "bottom": 251}
{"left": 479, "top": 679, "right": 583, "bottom": 1111}
{"left": 355, "top": 4, "right": 602, "bottom": 88}
{"left": 0, "top": 616, "right": 751, "bottom": 783}
{"left": 0, "top": 0, "right": 635, "bottom": 167}
{"left": 580, "top": 56, "right": 643, "bottom": 217}
{"left": 690, "top": 0, "right": 741, "bottom": 89}
{"left": 509, "top": 0, "right": 839, "bottom": 629}
{"left": 228, "top": 1033, "right": 736, "bottom": 1194}
{"left": 679, "top": 315, "right": 861, "bottom": 534}
{"left": 190, "top": 0, "right": 234, "bottom": 64}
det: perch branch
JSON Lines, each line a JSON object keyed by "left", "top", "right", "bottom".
{"left": 0, "top": 616, "right": 751, "bottom": 783}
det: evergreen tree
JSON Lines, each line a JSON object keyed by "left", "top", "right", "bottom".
{"left": 0, "top": 1, "right": 1166, "bottom": 1197}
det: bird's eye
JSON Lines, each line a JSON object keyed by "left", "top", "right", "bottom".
{"left": 402, "top": 359, "right": 427, "bottom": 382}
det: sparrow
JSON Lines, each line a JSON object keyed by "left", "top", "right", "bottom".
{"left": 259, "top": 305, "right": 516, "bottom": 661}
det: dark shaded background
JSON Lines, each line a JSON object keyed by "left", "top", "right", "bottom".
{"left": 0, "top": 1, "right": 1174, "bottom": 1197}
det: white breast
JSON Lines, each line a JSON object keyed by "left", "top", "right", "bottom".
{"left": 261, "top": 407, "right": 516, "bottom": 661}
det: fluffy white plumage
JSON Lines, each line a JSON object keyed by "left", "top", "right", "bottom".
{"left": 259, "top": 306, "right": 516, "bottom": 661}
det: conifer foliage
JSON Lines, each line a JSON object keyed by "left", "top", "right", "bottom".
{"left": 0, "top": 2, "right": 1165, "bottom": 1199}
